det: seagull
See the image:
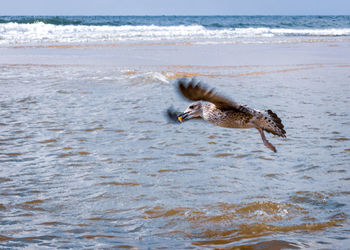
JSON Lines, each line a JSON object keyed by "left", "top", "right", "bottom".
{"left": 166, "top": 78, "right": 286, "bottom": 152}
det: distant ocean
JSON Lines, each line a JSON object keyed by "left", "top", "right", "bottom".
{"left": 0, "top": 16, "right": 350, "bottom": 45}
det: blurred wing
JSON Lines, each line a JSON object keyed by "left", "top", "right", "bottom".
{"left": 165, "top": 106, "right": 181, "bottom": 123}
{"left": 177, "top": 78, "right": 248, "bottom": 112}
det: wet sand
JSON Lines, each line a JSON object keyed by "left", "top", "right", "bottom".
{"left": 2, "top": 40, "right": 350, "bottom": 66}
{"left": 1, "top": 41, "right": 350, "bottom": 248}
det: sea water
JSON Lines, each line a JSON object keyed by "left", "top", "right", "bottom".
{"left": 1, "top": 16, "right": 350, "bottom": 249}
{"left": 1, "top": 16, "right": 350, "bottom": 45}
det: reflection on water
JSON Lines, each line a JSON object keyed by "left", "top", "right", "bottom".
{"left": 0, "top": 63, "right": 350, "bottom": 248}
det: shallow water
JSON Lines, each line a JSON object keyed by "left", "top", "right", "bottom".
{"left": 1, "top": 44, "right": 350, "bottom": 249}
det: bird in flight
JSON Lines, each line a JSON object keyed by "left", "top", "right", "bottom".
{"left": 167, "top": 78, "right": 286, "bottom": 152}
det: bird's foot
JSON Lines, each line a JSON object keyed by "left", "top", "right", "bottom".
{"left": 263, "top": 140, "right": 277, "bottom": 153}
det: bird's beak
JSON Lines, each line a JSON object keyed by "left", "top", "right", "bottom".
{"left": 177, "top": 112, "right": 190, "bottom": 123}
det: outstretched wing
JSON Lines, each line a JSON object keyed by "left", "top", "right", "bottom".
{"left": 177, "top": 78, "right": 250, "bottom": 113}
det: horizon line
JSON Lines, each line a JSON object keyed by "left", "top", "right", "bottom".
{"left": 1, "top": 14, "right": 350, "bottom": 17}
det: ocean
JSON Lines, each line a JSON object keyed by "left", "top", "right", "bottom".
{"left": 1, "top": 16, "right": 350, "bottom": 249}
{"left": 1, "top": 16, "right": 350, "bottom": 45}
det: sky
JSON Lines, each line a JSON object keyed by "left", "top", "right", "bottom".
{"left": 1, "top": 0, "right": 350, "bottom": 16}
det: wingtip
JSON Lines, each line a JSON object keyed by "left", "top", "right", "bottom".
{"left": 175, "top": 77, "right": 201, "bottom": 88}
{"left": 175, "top": 77, "right": 204, "bottom": 101}
{"left": 165, "top": 106, "right": 182, "bottom": 124}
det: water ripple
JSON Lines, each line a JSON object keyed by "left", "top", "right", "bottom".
{"left": 1, "top": 63, "right": 349, "bottom": 248}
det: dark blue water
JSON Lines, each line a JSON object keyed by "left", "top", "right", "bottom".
{"left": 1, "top": 15, "right": 350, "bottom": 29}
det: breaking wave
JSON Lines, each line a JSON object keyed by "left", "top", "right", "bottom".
{"left": 1, "top": 22, "right": 350, "bottom": 45}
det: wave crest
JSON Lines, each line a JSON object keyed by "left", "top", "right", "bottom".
{"left": 1, "top": 22, "right": 350, "bottom": 45}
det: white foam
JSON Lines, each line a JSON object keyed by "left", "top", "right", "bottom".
{"left": 1, "top": 22, "right": 350, "bottom": 45}
{"left": 127, "top": 72, "right": 170, "bottom": 84}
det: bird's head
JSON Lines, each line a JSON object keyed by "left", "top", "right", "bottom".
{"left": 177, "top": 102, "right": 203, "bottom": 122}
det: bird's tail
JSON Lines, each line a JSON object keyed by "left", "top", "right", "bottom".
{"left": 259, "top": 109, "right": 286, "bottom": 137}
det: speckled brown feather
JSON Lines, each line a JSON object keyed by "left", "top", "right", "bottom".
{"left": 171, "top": 78, "right": 286, "bottom": 152}
{"left": 177, "top": 78, "right": 243, "bottom": 111}
{"left": 176, "top": 78, "right": 286, "bottom": 138}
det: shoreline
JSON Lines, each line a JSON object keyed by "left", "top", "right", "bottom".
{"left": 3, "top": 36, "right": 350, "bottom": 49}
{"left": 1, "top": 40, "right": 350, "bottom": 67}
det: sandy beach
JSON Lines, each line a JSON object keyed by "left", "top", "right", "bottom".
{"left": 1, "top": 16, "right": 350, "bottom": 248}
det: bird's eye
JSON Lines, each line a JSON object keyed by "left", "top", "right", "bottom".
{"left": 189, "top": 105, "right": 195, "bottom": 109}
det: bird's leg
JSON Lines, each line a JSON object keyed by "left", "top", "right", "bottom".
{"left": 256, "top": 127, "right": 277, "bottom": 152}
